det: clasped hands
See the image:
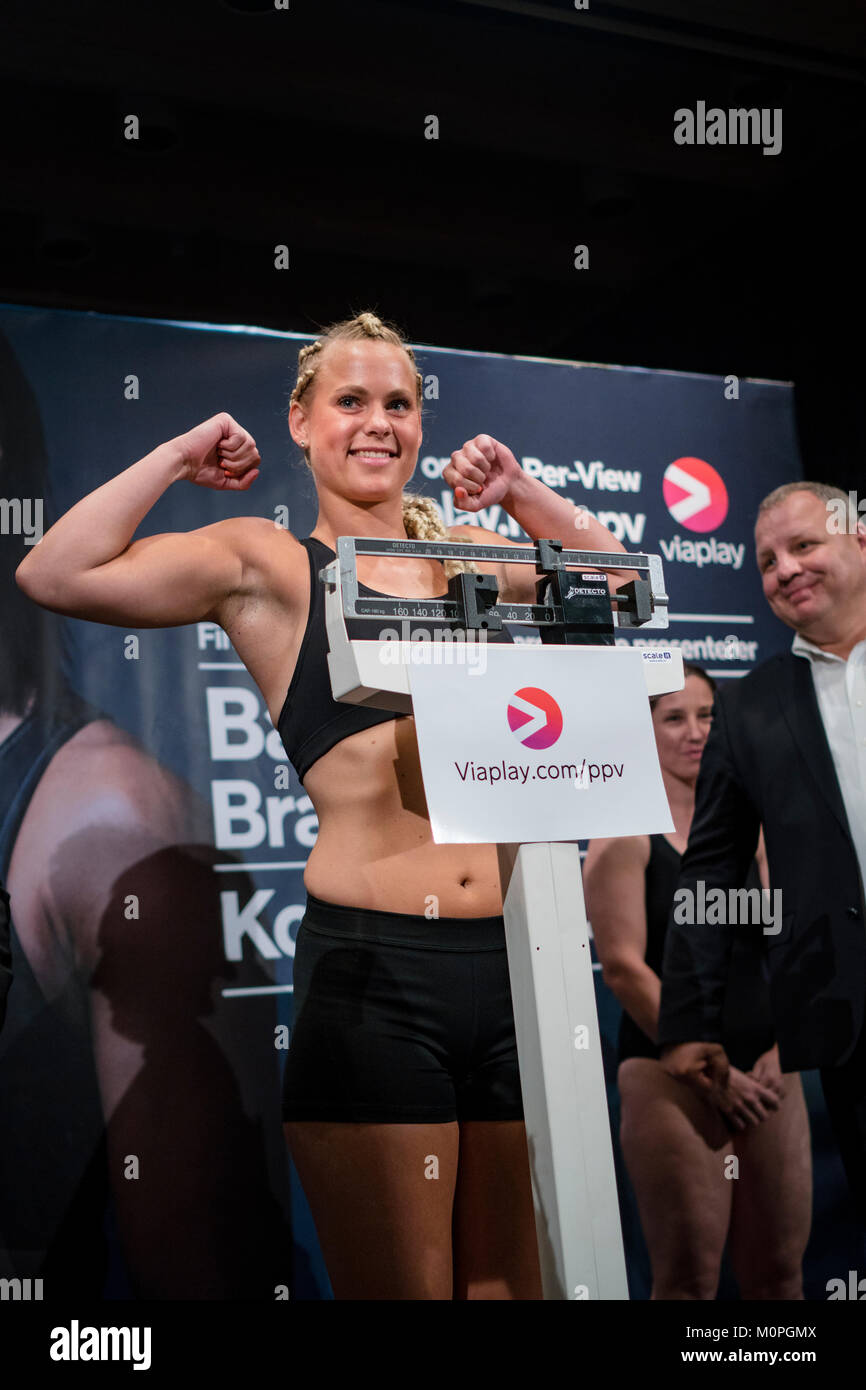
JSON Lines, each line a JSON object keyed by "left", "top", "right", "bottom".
{"left": 661, "top": 1041, "right": 785, "bottom": 1132}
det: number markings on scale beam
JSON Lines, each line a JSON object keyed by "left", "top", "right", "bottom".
{"left": 350, "top": 536, "right": 652, "bottom": 569}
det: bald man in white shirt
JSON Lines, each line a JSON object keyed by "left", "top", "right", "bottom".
{"left": 659, "top": 481, "right": 866, "bottom": 1227}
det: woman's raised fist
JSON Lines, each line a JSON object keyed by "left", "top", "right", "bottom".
{"left": 174, "top": 413, "right": 261, "bottom": 491}
{"left": 444, "top": 434, "right": 521, "bottom": 512}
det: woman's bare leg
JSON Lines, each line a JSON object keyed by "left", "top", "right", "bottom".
{"left": 618, "top": 1058, "right": 732, "bottom": 1299}
{"left": 451, "top": 1120, "right": 543, "bottom": 1300}
{"left": 284, "top": 1120, "right": 459, "bottom": 1299}
{"left": 727, "top": 1072, "right": 812, "bottom": 1300}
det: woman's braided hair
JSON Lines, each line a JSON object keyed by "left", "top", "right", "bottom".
{"left": 290, "top": 311, "right": 478, "bottom": 578}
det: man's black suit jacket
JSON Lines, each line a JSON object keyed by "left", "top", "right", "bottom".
{"left": 658, "top": 650, "right": 866, "bottom": 1072}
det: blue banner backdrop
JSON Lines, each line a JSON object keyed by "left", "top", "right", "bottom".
{"left": 0, "top": 303, "right": 858, "bottom": 1301}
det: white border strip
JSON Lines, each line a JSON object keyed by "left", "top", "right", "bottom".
{"left": 222, "top": 985, "right": 294, "bottom": 997}
{"left": 213, "top": 861, "right": 307, "bottom": 872}
{"left": 668, "top": 613, "right": 754, "bottom": 624}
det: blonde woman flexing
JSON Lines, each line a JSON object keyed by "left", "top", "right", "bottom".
{"left": 17, "top": 312, "right": 633, "bottom": 1300}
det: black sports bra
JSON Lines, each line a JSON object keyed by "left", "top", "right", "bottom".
{"left": 277, "top": 536, "right": 513, "bottom": 782}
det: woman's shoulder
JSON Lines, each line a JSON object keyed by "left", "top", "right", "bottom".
{"left": 199, "top": 514, "right": 307, "bottom": 550}
{"left": 191, "top": 518, "right": 312, "bottom": 631}
{"left": 198, "top": 516, "right": 310, "bottom": 578}
{"left": 583, "top": 833, "right": 652, "bottom": 875}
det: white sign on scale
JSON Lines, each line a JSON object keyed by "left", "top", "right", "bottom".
{"left": 408, "top": 645, "right": 673, "bottom": 844}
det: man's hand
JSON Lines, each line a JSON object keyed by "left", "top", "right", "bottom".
{"left": 661, "top": 1040, "right": 730, "bottom": 1094}
{"left": 661, "top": 1042, "right": 781, "bottom": 1131}
{"left": 444, "top": 435, "right": 522, "bottom": 512}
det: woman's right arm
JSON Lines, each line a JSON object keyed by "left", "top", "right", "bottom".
{"left": 583, "top": 834, "right": 660, "bottom": 1040}
{"left": 15, "top": 413, "right": 261, "bottom": 628}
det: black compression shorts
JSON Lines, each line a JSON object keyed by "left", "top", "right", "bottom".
{"left": 281, "top": 893, "right": 524, "bottom": 1123}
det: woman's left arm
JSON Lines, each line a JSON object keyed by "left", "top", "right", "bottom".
{"left": 444, "top": 433, "right": 639, "bottom": 597}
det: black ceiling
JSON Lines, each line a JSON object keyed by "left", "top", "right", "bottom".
{"left": 1, "top": 0, "right": 864, "bottom": 479}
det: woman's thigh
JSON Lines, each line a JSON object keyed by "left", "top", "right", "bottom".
{"left": 285, "top": 1120, "right": 460, "bottom": 1300}
{"left": 451, "top": 1120, "right": 543, "bottom": 1301}
{"left": 727, "top": 1073, "right": 812, "bottom": 1299}
{"left": 618, "top": 1058, "right": 733, "bottom": 1298}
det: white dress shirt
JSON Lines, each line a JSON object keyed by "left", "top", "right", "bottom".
{"left": 791, "top": 631, "right": 866, "bottom": 899}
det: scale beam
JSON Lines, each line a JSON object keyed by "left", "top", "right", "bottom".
{"left": 324, "top": 535, "right": 681, "bottom": 711}
{"left": 334, "top": 535, "right": 670, "bottom": 631}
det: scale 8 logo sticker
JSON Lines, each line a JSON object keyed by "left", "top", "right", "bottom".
{"left": 663, "top": 457, "right": 729, "bottom": 532}
{"left": 507, "top": 687, "right": 564, "bottom": 749}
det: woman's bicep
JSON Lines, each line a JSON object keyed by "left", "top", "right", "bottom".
{"left": 22, "top": 526, "right": 245, "bottom": 628}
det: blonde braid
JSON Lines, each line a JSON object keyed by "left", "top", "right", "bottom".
{"left": 402, "top": 493, "right": 479, "bottom": 579}
{"left": 292, "top": 339, "right": 327, "bottom": 412}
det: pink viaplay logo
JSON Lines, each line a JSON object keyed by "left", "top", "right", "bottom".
{"left": 507, "top": 687, "right": 564, "bottom": 749}
{"left": 663, "top": 457, "right": 729, "bottom": 532}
